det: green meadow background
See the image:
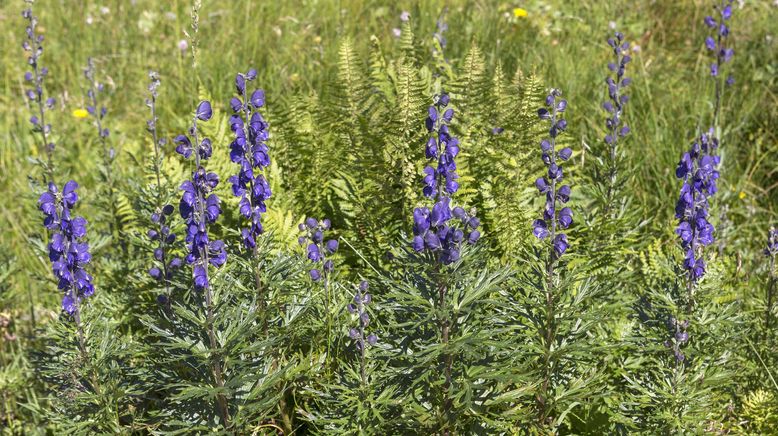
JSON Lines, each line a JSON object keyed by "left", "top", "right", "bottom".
{"left": 0, "top": 0, "right": 776, "bottom": 432}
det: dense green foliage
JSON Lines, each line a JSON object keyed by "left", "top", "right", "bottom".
{"left": 1, "top": 0, "right": 776, "bottom": 434}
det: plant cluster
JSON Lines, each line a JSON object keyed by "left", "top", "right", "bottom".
{"left": 2, "top": 1, "right": 776, "bottom": 435}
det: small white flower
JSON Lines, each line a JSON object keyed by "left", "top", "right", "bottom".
{"left": 100, "top": 6, "right": 110, "bottom": 15}
{"left": 609, "top": 21, "right": 616, "bottom": 30}
{"left": 400, "top": 11, "right": 410, "bottom": 22}
{"left": 86, "top": 15, "right": 94, "bottom": 25}
{"left": 178, "top": 39, "right": 188, "bottom": 52}
{"left": 392, "top": 28, "right": 401, "bottom": 38}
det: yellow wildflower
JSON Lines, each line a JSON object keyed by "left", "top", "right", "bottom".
{"left": 73, "top": 109, "right": 89, "bottom": 119}
{"left": 513, "top": 8, "right": 528, "bottom": 18}
{"left": 738, "top": 191, "right": 746, "bottom": 200}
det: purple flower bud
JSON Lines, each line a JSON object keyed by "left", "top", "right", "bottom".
{"left": 705, "top": 36, "right": 716, "bottom": 51}
{"left": 230, "top": 97, "right": 242, "bottom": 112}
{"left": 196, "top": 100, "right": 212, "bottom": 121}
{"left": 235, "top": 74, "right": 246, "bottom": 95}
{"left": 250, "top": 89, "right": 265, "bottom": 108}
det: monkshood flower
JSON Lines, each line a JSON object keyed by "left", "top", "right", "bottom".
{"left": 83, "top": 58, "right": 112, "bottom": 159}
{"left": 664, "top": 317, "right": 690, "bottom": 363}
{"left": 22, "top": 1, "right": 56, "bottom": 181}
{"left": 147, "top": 205, "right": 182, "bottom": 298}
{"left": 412, "top": 93, "right": 481, "bottom": 265}
{"left": 433, "top": 9, "right": 448, "bottom": 51}
{"left": 704, "top": 0, "right": 735, "bottom": 83}
{"left": 533, "top": 89, "right": 573, "bottom": 258}
{"left": 298, "top": 218, "right": 338, "bottom": 281}
{"left": 348, "top": 280, "right": 378, "bottom": 350}
{"left": 144, "top": 72, "right": 181, "bottom": 305}
{"left": 766, "top": 227, "right": 778, "bottom": 257}
{"left": 176, "top": 100, "right": 226, "bottom": 291}
{"left": 38, "top": 181, "right": 94, "bottom": 314}
{"left": 674, "top": 130, "right": 720, "bottom": 282}
{"left": 227, "top": 68, "right": 272, "bottom": 249}
{"left": 603, "top": 32, "right": 632, "bottom": 158}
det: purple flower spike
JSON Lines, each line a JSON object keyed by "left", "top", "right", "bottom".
{"left": 38, "top": 181, "right": 95, "bottom": 314}
{"left": 411, "top": 93, "right": 481, "bottom": 265}
{"left": 300, "top": 218, "right": 338, "bottom": 280}
{"left": 228, "top": 68, "right": 272, "bottom": 249}
{"left": 178, "top": 99, "right": 226, "bottom": 292}
{"left": 705, "top": 1, "right": 735, "bottom": 89}
{"left": 533, "top": 88, "right": 573, "bottom": 258}
{"left": 347, "top": 279, "right": 378, "bottom": 366}
{"left": 602, "top": 31, "right": 633, "bottom": 204}
{"left": 674, "top": 129, "right": 719, "bottom": 283}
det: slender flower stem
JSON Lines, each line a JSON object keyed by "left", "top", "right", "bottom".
{"left": 357, "top": 298, "right": 368, "bottom": 389}
{"left": 687, "top": 187, "right": 698, "bottom": 310}
{"left": 540, "top": 107, "right": 558, "bottom": 425}
{"left": 146, "top": 73, "right": 174, "bottom": 308}
{"left": 24, "top": 5, "right": 55, "bottom": 185}
{"left": 34, "top": 60, "right": 54, "bottom": 184}
{"left": 713, "top": 31, "right": 723, "bottom": 130}
{"left": 765, "top": 254, "right": 776, "bottom": 336}
{"left": 68, "top": 275, "right": 101, "bottom": 396}
{"left": 190, "top": 115, "right": 231, "bottom": 428}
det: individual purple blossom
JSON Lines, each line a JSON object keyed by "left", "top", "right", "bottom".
{"left": 674, "top": 130, "right": 720, "bottom": 282}
{"left": 176, "top": 100, "right": 226, "bottom": 291}
{"left": 228, "top": 68, "right": 271, "bottom": 249}
{"left": 298, "top": 218, "right": 337, "bottom": 281}
{"left": 38, "top": 181, "right": 94, "bottom": 314}
{"left": 412, "top": 93, "right": 480, "bottom": 265}
{"left": 533, "top": 89, "right": 573, "bottom": 258}
{"left": 22, "top": 2, "right": 56, "bottom": 182}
